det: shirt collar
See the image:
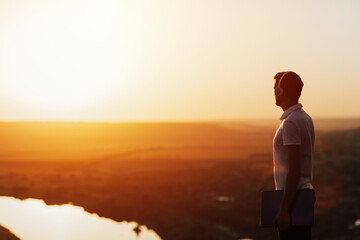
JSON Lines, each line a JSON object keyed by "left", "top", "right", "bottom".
{"left": 280, "top": 103, "right": 303, "bottom": 120}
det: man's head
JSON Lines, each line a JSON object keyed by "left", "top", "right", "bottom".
{"left": 273, "top": 71, "right": 303, "bottom": 107}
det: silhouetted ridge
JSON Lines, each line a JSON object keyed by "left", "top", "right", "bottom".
{"left": 0, "top": 225, "right": 21, "bottom": 240}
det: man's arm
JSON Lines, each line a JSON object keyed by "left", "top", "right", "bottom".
{"left": 274, "top": 144, "right": 301, "bottom": 229}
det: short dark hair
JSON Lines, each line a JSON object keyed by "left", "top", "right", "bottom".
{"left": 273, "top": 71, "right": 303, "bottom": 100}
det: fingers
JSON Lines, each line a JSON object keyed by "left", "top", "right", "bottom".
{"left": 274, "top": 216, "right": 291, "bottom": 230}
{"left": 273, "top": 217, "right": 278, "bottom": 227}
{"left": 277, "top": 220, "right": 291, "bottom": 231}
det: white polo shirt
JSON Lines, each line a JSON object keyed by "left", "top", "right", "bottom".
{"left": 273, "top": 103, "right": 315, "bottom": 190}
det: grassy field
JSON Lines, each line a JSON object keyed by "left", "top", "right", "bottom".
{"left": 0, "top": 121, "right": 359, "bottom": 239}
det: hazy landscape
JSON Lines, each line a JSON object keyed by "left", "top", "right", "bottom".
{"left": 0, "top": 119, "right": 359, "bottom": 240}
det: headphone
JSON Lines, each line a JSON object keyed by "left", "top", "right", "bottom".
{"left": 274, "top": 72, "right": 288, "bottom": 96}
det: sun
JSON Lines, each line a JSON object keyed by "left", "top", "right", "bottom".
{"left": 0, "top": 0, "right": 123, "bottom": 112}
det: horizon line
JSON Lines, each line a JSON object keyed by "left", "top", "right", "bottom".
{"left": 0, "top": 116, "right": 359, "bottom": 124}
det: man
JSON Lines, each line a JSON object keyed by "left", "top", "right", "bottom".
{"left": 272, "top": 71, "right": 315, "bottom": 240}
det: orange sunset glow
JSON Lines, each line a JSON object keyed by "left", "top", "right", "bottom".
{"left": 0, "top": 0, "right": 359, "bottom": 121}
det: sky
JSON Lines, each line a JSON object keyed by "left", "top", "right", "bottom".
{"left": 0, "top": 0, "right": 359, "bottom": 122}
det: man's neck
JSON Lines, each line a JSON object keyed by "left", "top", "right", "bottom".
{"left": 281, "top": 100, "right": 299, "bottom": 112}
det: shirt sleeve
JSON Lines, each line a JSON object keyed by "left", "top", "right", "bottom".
{"left": 282, "top": 119, "right": 301, "bottom": 145}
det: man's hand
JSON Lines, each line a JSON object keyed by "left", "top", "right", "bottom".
{"left": 274, "top": 208, "right": 291, "bottom": 230}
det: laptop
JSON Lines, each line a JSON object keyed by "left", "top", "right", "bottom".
{"left": 260, "top": 189, "right": 315, "bottom": 228}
